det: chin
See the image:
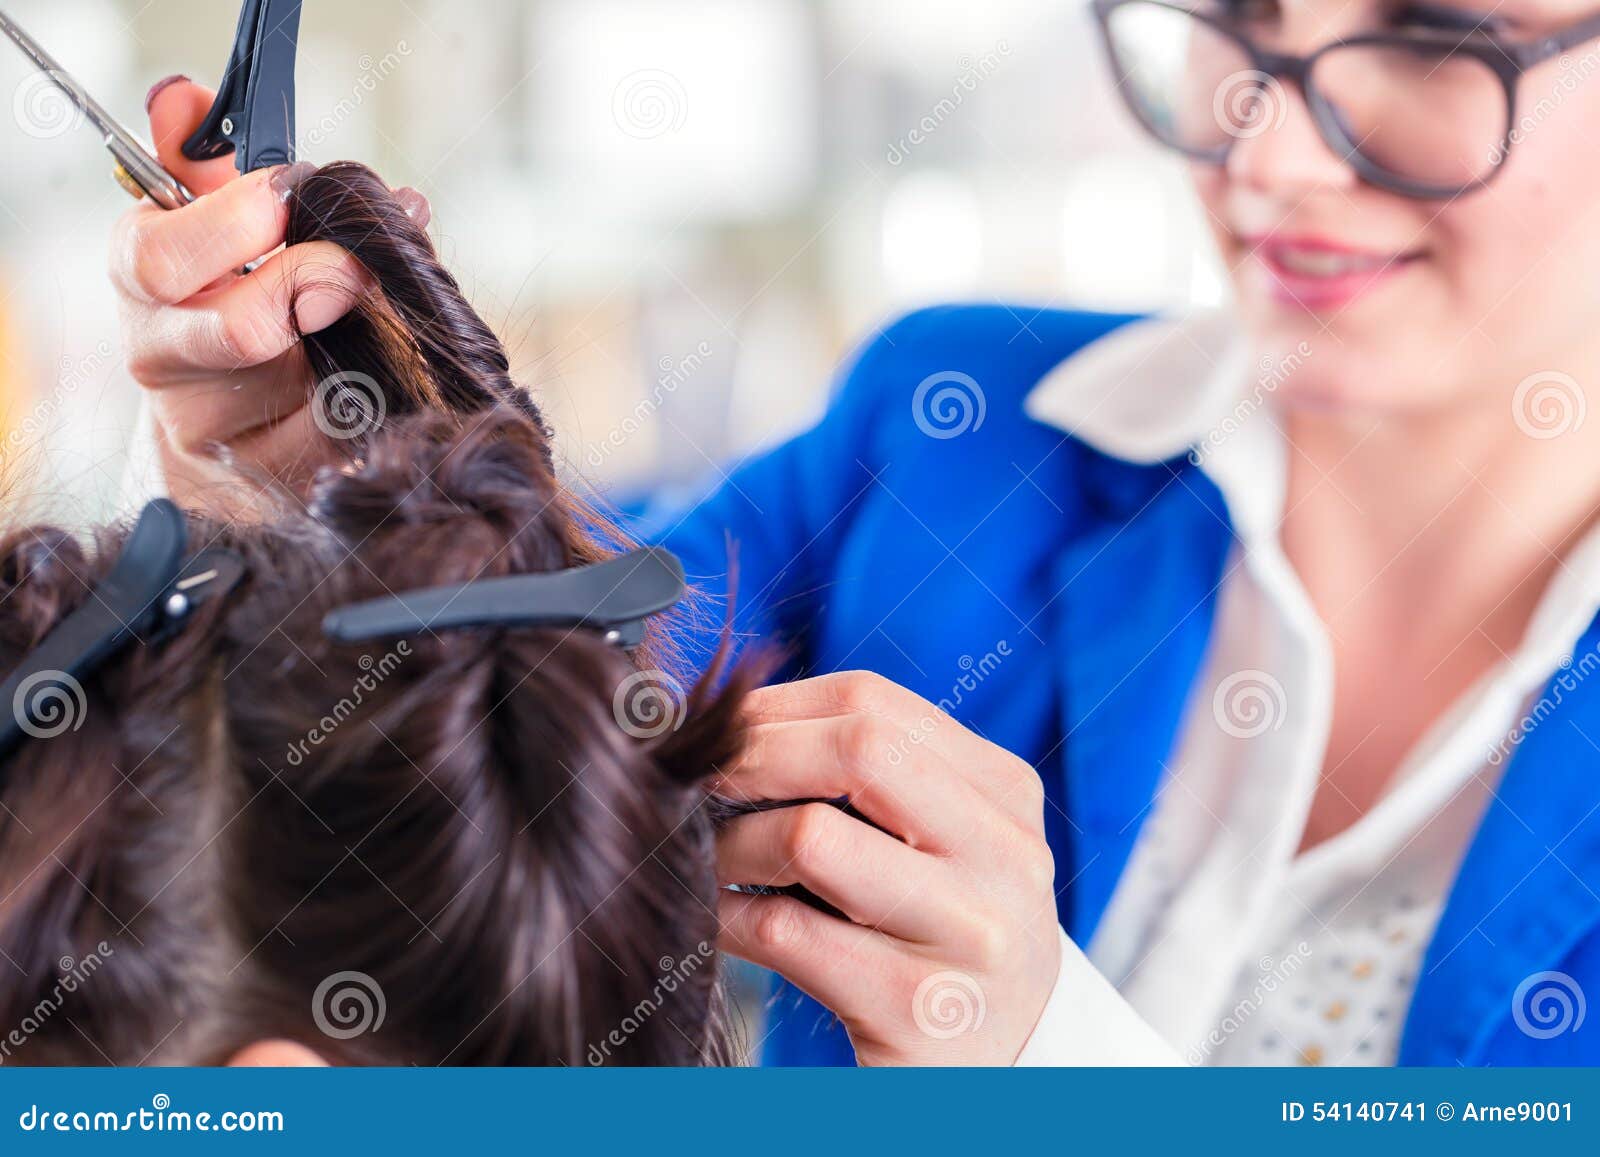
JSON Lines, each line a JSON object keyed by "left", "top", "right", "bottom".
{"left": 1247, "top": 327, "right": 1457, "bottom": 418}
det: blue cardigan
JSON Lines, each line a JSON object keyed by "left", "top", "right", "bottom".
{"left": 640, "top": 305, "right": 1600, "bottom": 1067}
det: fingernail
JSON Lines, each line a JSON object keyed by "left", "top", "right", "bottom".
{"left": 393, "top": 187, "right": 430, "bottom": 225}
{"left": 144, "top": 74, "right": 189, "bottom": 115}
{"left": 269, "top": 161, "right": 317, "bottom": 204}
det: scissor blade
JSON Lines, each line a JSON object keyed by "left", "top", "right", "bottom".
{"left": 0, "top": 8, "right": 124, "bottom": 141}
{"left": 0, "top": 7, "right": 191, "bottom": 209}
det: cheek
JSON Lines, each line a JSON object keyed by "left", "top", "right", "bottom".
{"left": 1190, "top": 144, "right": 1600, "bottom": 415}
{"left": 1442, "top": 130, "right": 1600, "bottom": 378}
{"left": 1190, "top": 167, "right": 1230, "bottom": 253}
{"left": 1369, "top": 73, "right": 1600, "bottom": 399}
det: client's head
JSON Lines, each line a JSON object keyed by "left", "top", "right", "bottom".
{"left": 0, "top": 409, "right": 747, "bottom": 1066}
{"left": 0, "top": 164, "right": 749, "bottom": 1066}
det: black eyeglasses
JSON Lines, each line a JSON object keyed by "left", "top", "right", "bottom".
{"left": 1091, "top": 0, "right": 1600, "bottom": 199}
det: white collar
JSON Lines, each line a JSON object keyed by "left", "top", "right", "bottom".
{"left": 1023, "top": 312, "right": 1256, "bottom": 464}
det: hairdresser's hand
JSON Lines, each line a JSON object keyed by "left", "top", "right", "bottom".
{"left": 716, "top": 671, "right": 1061, "bottom": 1066}
{"left": 110, "top": 77, "right": 430, "bottom": 502}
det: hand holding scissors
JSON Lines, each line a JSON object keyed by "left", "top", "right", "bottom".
{"left": 1, "top": 1, "right": 429, "bottom": 506}
{"left": 1, "top": 0, "right": 303, "bottom": 207}
{"left": 1, "top": 7, "right": 191, "bottom": 208}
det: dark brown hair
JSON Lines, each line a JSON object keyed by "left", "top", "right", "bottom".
{"left": 0, "top": 165, "right": 750, "bottom": 1066}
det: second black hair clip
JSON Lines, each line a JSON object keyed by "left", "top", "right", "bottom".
{"left": 321, "top": 547, "right": 687, "bottom": 650}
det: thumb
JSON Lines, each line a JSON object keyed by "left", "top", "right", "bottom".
{"left": 145, "top": 76, "right": 239, "bottom": 196}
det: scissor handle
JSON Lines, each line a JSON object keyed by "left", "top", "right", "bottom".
{"left": 181, "top": 0, "right": 302, "bottom": 174}
{"left": 111, "top": 150, "right": 192, "bottom": 211}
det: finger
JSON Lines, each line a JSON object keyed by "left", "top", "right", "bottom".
{"left": 146, "top": 78, "right": 239, "bottom": 196}
{"left": 146, "top": 78, "right": 236, "bottom": 196}
{"left": 112, "top": 165, "right": 308, "bottom": 305}
{"left": 717, "top": 803, "right": 963, "bottom": 942}
{"left": 148, "top": 351, "right": 316, "bottom": 455}
{"left": 741, "top": 672, "right": 1045, "bottom": 826}
{"left": 129, "top": 240, "right": 369, "bottom": 378}
{"left": 741, "top": 672, "right": 982, "bottom": 768}
{"left": 391, "top": 187, "right": 432, "bottom": 230}
{"left": 717, "top": 891, "right": 900, "bottom": 1026}
{"left": 716, "top": 715, "right": 984, "bottom": 853}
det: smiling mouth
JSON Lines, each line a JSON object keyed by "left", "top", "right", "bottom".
{"left": 1244, "top": 237, "right": 1425, "bottom": 308}
{"left": 1272, "top": 248, "right": 1395, "bottom": 276}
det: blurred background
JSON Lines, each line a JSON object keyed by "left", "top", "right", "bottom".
{"left": 0, "top": 0, "right": 1227, "bottom": 520}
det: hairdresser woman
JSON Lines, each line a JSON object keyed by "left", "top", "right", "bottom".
{"left": 117, "top": 0, "right": 1600, "bottom": 1067}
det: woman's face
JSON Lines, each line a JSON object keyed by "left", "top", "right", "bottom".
{"left": 1187, "top": 0, "right": 1600, "bottom": 416}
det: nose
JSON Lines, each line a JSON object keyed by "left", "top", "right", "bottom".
{"left": 1221, "top": 72, "right": 1357, "bottom": 197}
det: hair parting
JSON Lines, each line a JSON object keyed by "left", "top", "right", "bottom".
{"left": 0, "top": 163, "right": 757, "bottom": 1067}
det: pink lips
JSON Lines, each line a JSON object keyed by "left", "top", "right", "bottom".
{"left": 1242, "top": 234, "right": 1424, "bottom": 310}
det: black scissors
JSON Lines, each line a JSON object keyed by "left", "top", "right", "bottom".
{"left": 0, "top": 0, "right": 302, "bottom": 210}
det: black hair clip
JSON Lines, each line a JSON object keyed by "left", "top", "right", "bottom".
{"left": 182, "top": 0, "right": 303, "bottom": 174}
{"left": 0, "top": 500, "right": 248, "bottom": 762}
{"left": 321, "top": 547, "right": 687, "bottom": 649}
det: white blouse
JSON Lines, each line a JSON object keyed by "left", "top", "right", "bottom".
{"left": 1014, "top": 313, "right": 1600, "bottom": 1066}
